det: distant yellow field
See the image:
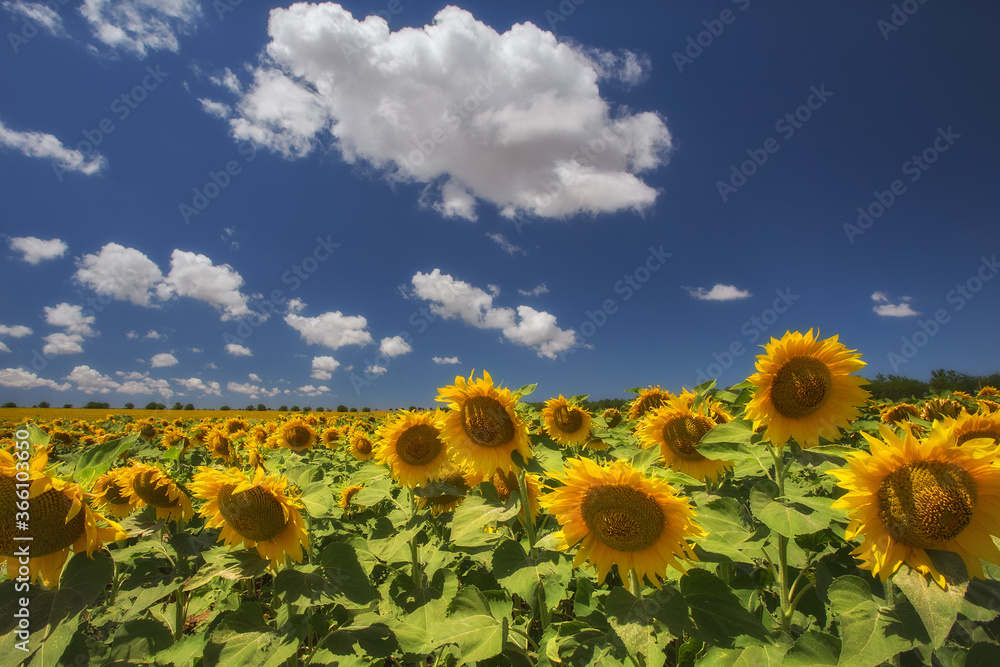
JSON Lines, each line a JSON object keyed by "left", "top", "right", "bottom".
{"left": 0, "top": 407, "right": 390, "bottom": 426}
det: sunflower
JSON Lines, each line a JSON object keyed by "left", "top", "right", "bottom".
{"left": 977, "top": 386, "right": 1000, "bottom": 398}
{"left": 1, "top": 449, "right": 127, "bottom": 587}
{"left": 206, "top": 429, "right": 235, "bottom": 463}
{"left": 136, "top": 421, "right": 157, "bottom": 439}
{"left": 91, "top": 467, "right": 140, "bottom": 518}
{"left": 417, "top": 462, "right": 479, "bottom": 515}
{"left": 223, "top": 417, "right": 249, "bottom": 437}
{"left": 542, "top": 396, "right": 593, "bottom": 447}
{"left": 435, "top": 370, "right": 532, "bottom": 475}
{"left": 162, "top": 427, "right": 191, "bottom": 452}
{"left": 539, "top": 457, "right": 703, "bottom": 590}
{"left": 349, "top": 430, "right": 375, "bottom": 461}
{"left": 339, "top": 485, "right": 365, "bottom": 513}
{"left": 321, "top": 426, "right": 344, "bottom": 449}
{"left": 947, "top": 413, "right": 1000, "bottom": 447}
{"left": 881, "top": 403, "right": 920, "bottom": 424}
{"left": 978, "top": 399, "right": 999, "bottom": 415}
{"left": 486, "top": 468, "right": 541, "bottom": 520}
{"left": 627, "top": 386, "right": 672, "bottom": 421}
{"left": 921, "top": 398, "right": 964, "bottom": 423}
{"left": 636, "top": 392, "right": 733, "bottom": 482}
{"left": 602, "top": 408, "right": 623, "bottom": 428}
{"left": 275, "top": 418, "right": 316, "bottom": 453}
{"left": 745, "top": 329, "right": 870, "bottom": 448}
{"left": 375, "top": 410, "right": 451, "bottom": 487}
{"left": 121, "top": 462, "right": 193, "bottom": 522}
{"left": 830, "top": 422, "right": 1000, "bottom": 589}
{"left": 190, "top": 467, "right": 308, "bottom": 569}
{"left": 583, "top": 436, "right": 610, "bottom": 451}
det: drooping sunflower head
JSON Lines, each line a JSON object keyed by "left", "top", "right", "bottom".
{"left": 190, "top": 467, "right": 309, "bottom": 570}
{"left": 162, "top": 427, "right": 191, "bottom": 452}
{"left": 627, "top": 386, "right": 672, "bottom": 422}
{"left": 486, "top": 468, "right": 541, "bottom": 520}
{"left": 977, "top": 386, "right": 1000, "bottom": 398}
{"left": 1, "top": 450, "right": 127, "bottom": 588}
{"left": 247, "top": 425, "right": 270, "bottom": 449}
{"left": 830, "top": 422, "right": 1000, "bottom": 589}
{"left": 601, "top": 408, "right": 623, "bottom": 428}
{"left": 745, "top": 329, "right": 870, "bottom": 448}
{"left": 920, "top": 398, "right": 965, "bottom": 423}
{"left": 418, "top": 461, "right": 478, "bottom": 515}
{"left": 539, "top": 457, "right": 703, "bottom": 590}
{"left": 636, "top": 393, "right": 733, "bottom": 482}
{"left": 223, "top": 417, "right": 249, "bottom": 437}
{"left": 91, "top": 467, "right": 140, "bottom": 518}
{"left": 136, "top": 421, "right": 157, "bottom": 440}
{"left": 375, "top": 410, "right": 451, "bottom": 487}
{"left": 675, "top": 388, "right": 733, "bottom": 425}
{"left": 542, "top": 396, "right": 593, "bottom": 447}
{"left": 435, "top": 370, "right": 532, "bottom": 475}
{"left": 881, "top": 403, "right": 920, "bottom": 424}
{"left": 276, "top": 418, "right": 316, "bottom": 452}
{"left": 122, "top": 462, "right": 193, "bottom": 522}
{"left": 583, "top": 436, "right": 609, "bottom": 451}
{"left": 349, "top": 430, "right": 375, "bottom": 461}
{"left": 206, "top": 428, "right": 235, "bottom": 463}
{"left": 339, "top": 485, "right": 365, "bottom": 513}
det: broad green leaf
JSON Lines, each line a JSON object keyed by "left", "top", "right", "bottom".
{"left": 105, "top": 618, "right": 173, "bottom": 663}
{"left": 315, "top": 623, "right": 399, "bottom": 660}
{"left": 318, "top": 542, "right": 373, "bottom": 606}
{"left": 154, "top": 632, "right": 210, "bottom": 667}
{"left": 783, "top": 630, "right": 841, "bottom": 666}
{"left": 298, "top": 479, "right": 338, "bottom": 518}
{"left": 893, "top": 565, "right": 966, "bottom": 649}
{"left": 436, "top": 586, "right": 507, "bottom": 663}
{"left": 515, "top": 383, "right": 537, "bottom": 398}
{"left": 273, "top": 565, "right": 339, "bottom": 610}
{"left": 699, "top": 644, "right": 787, "bottom": 666}
{"left": 828, "top": 576, "right": 916, "bottom": 667}
{"left": 184, "top": 549, "right": 268, "bottom": 591}
{"left": 24, "top": 423, "right": 50, "bottom": 448}
{"left": 680, "top": 569, "right": 770, "bottom": 647}
{"left": 449, "top": 493, "right": 520, "bottom": 548}
{"left": 603, "top": 586, "right": 685, "bottom": 659}
{"left": 693, "top": 496, "right": 753, "bottom": 561}
{"left": 492, "top": 539, "right": 570, "bottom": 612}
{"left": 72, "top": 433, "right": 137, "bottom": 488}
{"left": 750, "top": 482, "right": 831, "bottom": 538}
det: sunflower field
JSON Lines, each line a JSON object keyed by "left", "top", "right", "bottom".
{"left": 2, "top": 330, "right": 1000, "bottom": 666}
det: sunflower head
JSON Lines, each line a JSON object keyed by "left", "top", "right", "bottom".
{"left": 435, "top": 370, "right": 532, "bottom": 475}
{"left": 881, "top": 403, "right": 920, "bottom": 424}
{"left": 1, "top": 450, "right": 127, "bottom": 587}
{"left": 921, "top": 398, "right": 964, "bottom": 423}
{"left": 978, "top": 399, "right": 999, "bottom": 415}
{"left": 375, "top": 410, "right": 451, "bottom": 487}
{"left": 946, "top": 413, "right": 1000, "bottom": 447}
{"left": 636, "top": 392, "right": 733, "bottom": 482}
{"left": 276, "top": 418, "right": 316, "bottom": 452}
{"left": 486, "top": 468, "right": 541, "bottom": 520}
{"left": 627, "top": 386, "right": 672, "bottom": 421}
{"left": 91, "top": 467, "right": 140, "bottom": 518}
{"left": 339, "top": 485, "right": 365, "bottom": 513}
{"left": 745, "top": 329, "right": 870, "bottom": 448}
{"left": 977, "top": 386, "right": 999, "bottom": 398}
{"left": 539, "top": 457, "right": 703, "bottom": 590}
{"left": 206, "top": 429, "right": 235, "bottom": 463}
{"left": 350, "top": 431, "right": 375, "bottom": 461}
{"left": 224, "top": 417, "right": 249, "bottom": 437}
{"left": 601, "top": 408, "right": 623, "bottom": 428}
{"left": 418, "top": 462, "right": 478, "bottom": 515}
{"left": 830, "top": 422, "right": 1000, "bottom": 589}
{"left": 191, "top": 467, "right": 309, "bottom": 570}
{"left": 321, "top": 426, "right": 344, "bottom": 449}
{"left": 542, "top": 396, "right": 592, "bottom": 447}
{"left": 122, "top": 462, "right": 193, "bottom": 522}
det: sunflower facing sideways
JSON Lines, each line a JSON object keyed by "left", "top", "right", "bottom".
{"left": 829, "top": 422, "right": 1000, "bottom": 589}
{"left": 121, "top": 461, "right": 193, "bottom": 522}
{"left": 190, "top": 467, "right": 309, "bottom": 569}
{"left": 90, "top": 467, "right": 141, "bottom": 518}
{"left": 627, "top": 386, "right": 673, "bottom": 422}
{"left": 745, "top": 329, "right": 870, "bottom": 448}
{"left": 1, "top": 449, "right": 127, "bottom": 587}
{"left": 636, "top": 392, "right": 734, "bottom": 482}
{"left": 375, "top": 410, "right": 451, "bottom": 487}
{"left": 542, "top": 396, "right": 593, "bottom": 447}
{"left": 539, "top": 457, "right": 704, "bottom": 590}
{"left": 435, "top": 370, "right": 532, "bottom": 475}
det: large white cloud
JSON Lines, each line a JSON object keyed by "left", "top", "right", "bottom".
{"left": 225, "top": 4, "right": 670, "bottom": 220}
{"left": 65, "top": 365, "right": 120, "bottom": 394}
{"left": 311, "top": 355, "right": 340, "bottom": 381}
{"left": 379, "top": 335, "right": 412, "bottom": 358}
{"left": 285, "top": 310, "right": 373, "bottom": 350}
{"left": 173, "top": 376, "right": 221, "bottom": 396}
{"left": 158, "top": 250, "right": 256, "bottom": 321}
{"left": 9, "top": 236, "right": 68, "bottom": 264}
{"left": 0, "top": 119, "right": 106, "bottom": 176}
{"left": 0, "top": 368, "right": 71, "bottom": 390}
{"left": 42, "top": 333, "right": 86, "bottom": 356}
{"left": 80, "top": 0, "right": 201, "bottom": 57}
{"left": 75, "top": 243, "right": 164, "bottom": 306}
{"left": 0, "top": 325, "right": 32, "bottom": 338}
{"left": 410, "top": 269, "right": 576, "bottom": 359}
{"left": 44, "top": 303, "right": 96, "bottom": 336}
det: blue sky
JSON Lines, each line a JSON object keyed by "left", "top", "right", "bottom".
{"left": 1, "top": 0, "right": 998, "bottom": 409}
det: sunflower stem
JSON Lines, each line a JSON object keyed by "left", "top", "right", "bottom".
{"left": 408, "top": 488, "right": 423, "bottom": 586}
{"left": 173, "top": 585, "right": 186, "bottom": 641}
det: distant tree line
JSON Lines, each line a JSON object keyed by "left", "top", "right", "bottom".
{"left": 864, "top": 369, "right": 1000, "bottom": 401}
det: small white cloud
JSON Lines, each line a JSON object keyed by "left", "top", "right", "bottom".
{"left": 44, "top": 302, "right": 96, "bottom": 336}
{"left": 311, "top": 355, "right": 340, "bottom": 380}
{"left": 173, "top": 377, "right": 221, "bottom": 396}
{"left": 0, "top": 119, "right": 106, "bottom": 175}
{"left": 199, "top": 98, "right": 231, "bottom": 119}
{"left": 365, "top": 364, "right": 388, "bottom": 376}
{"left": 685, "top": 284, "right": 752, "bottom": 301}
{"left": 872, "top": 292, "right": 919, "bottom": 317}
{"left": 487, "top": 232, "right": 526, "bottom": 256}
{"left": 297, "top": 384, "right": 330, "bottom": 397}
{"left": 2, "top": 2, "right": 65, "bottom": 35}
{"left": 379, "top": 335, "right": 412, "bottom": 358}
{"left": 225, "top": 343, "right": 252, "bottom": 357}
{"left": 80, "top": 0, "right": 202, "bottom": 57}
{"left": 42, "top": 333, "right": 85, "bottom": 356}
{"left": 150, "top": 352, "right": 178, "bottom": 368}
{"left": 0, "top": 324, "right": 32, "bottom": 338}
{"left": 518, "top": 283, "right": 549, "bottom": 297}
{"left": 248, "top": 373, "right": 262, "bottom": 382}
{"left": 432, "top": 356, "right": 461, "bottom": 365}
{"left": 75, "top": 243, "right": 164, "bottom": 306}
{"left": 9, "top": 236, "right": 67, "bottom": 264}
{"left": 144, "top": 330, "right": 163, "bottom": 340}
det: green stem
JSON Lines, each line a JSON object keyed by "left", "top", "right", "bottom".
{"left": 772, "top": 446, "right": 792, "bottom": 634}
{"left": 508, "top": 625, "right": 540, "bottom": 652}
{"left": 173, "top": 586, "right": 186, "bottom": 641}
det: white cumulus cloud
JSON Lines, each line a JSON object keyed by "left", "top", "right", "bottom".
{"left": 80, "top": 0, "right": 201, "bottom": 57}
{"left": 0, "top": 118, "right": 106, "bottom": 175}
{"left": 75, "top": 243, "right": 164, "bottom": 306}
{"left": 872, "top": 292, "right": 919, "bottom": 317}
{"left": 65, "top": 365, "right": 119, "bottom": 394}
{"left": 9, "top": 236, "right": 67, "bottom": 264}
{"left": 364, "top": 365, "right": 387, "bottom": 377}
{"left": 150, "top": 352, "right": 178, "bottom": 368}
{"left": 432, "top": 356, "right": 461, "bottom": 365}
{"left": 158, "top": 249, "right": 256, "bottom": 321}
{"left": 685, "top": 284, "right": 752, "bottom": 301}
{"left": 311, "top": 355, "right": 340, "bottom": 380}
{"left": 0, "top": 368, "right": 70, "bottom": 390}
{"left": 173, "top": 376, "right": 221, "bottom": 396}
{"left": 379, "top": 335, "right": 412, "bottom": 358}
{"left": 285, "top": 310, "right": 373, "bottom": 350}
{"left": 225, "top": 343, "right": 252, "bottom": 357}
{"left": 226, "top": 4, "right": 671, "bottom": 220}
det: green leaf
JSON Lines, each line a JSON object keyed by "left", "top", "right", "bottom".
{"left": 828, "top": 575, "right": 916, "bottom": 667}
{"left": 205, "top": 602, "right": 300, "bottom": 667}
{"left": 603, "top": 586, "right": 685, "bottom": 659}
{"left": 318, "top": 541, "right": 373, "bottom": 606}
{"left": 680, "top": 569, "right": 770, "bottom": 647}
{"left": 692, "top": 496, "right": 753, "bottom": 561}
{"left": 968, "top": 642, "right": 1000, "bottom": 667}
{"left": 106, "top": 618, "right": 173, "bottom": 663}
{"left": 515, "top": 383, "right": 537, "bottom": 398}
{"left": 298, "top": 479, "right": 339, "bottom": 518}
{"left": 699, "top": 644, "right": 787, "bottom": 667}
{"left": 893, "top": 565, "right": 966, "bottom": 649}
{"left": 315, "top": 623, "right": 399, "bottom": 660}
{"left": 449, "top": 492, "right": 521, "bottom": 548}
{"left": 750, "top": 482, "right": 830, "bottom": 538}
{"left": 492, "top": 539, "right": 570, "bottom": 612}
{"left": 437, "top": 586, "right": 506, "bottom": 663}
{"left": 184, "top": 549, "right": 268, "bottom": 591}
{"left": 72, "top": 433, "right": 138, "bottom": 488}
{"left": 274, "top": 565, "right": 339, "bottom": 610}
{"left": 155, "top": 631, "right": 211, "bottom": 666}
{"left": 783, "top": 630, "right": 841, "bottom": 666}
{"left": 24, "top": 423, "right": 50, "bottom": 448}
